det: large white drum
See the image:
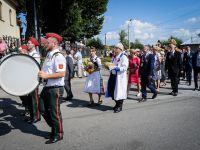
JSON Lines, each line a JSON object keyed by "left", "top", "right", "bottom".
{"left": 0, "top": 54, "right": 40, "bottom": 96}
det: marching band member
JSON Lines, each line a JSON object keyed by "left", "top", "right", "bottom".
{"left": 39, "top": 33, "right": 66, "bottom": 144}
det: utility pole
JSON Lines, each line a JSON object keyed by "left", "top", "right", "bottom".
{"left": 33, "top": 0, "right": 38, "bottom": 39}
{"left": 105, "top": 33, "right": 107, "bottom": 46}
{"left": 128, "top": 19, "right": 132, "bottom": 49}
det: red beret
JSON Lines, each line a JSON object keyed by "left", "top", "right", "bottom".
{"left": 46, "top": 33, "right": 62, "bottom": 43}
{"left": 29, "top": 37, "right": 40, "bottom": 46}
{"left": 40, "top": 37, "right": 48, "bottom": 44}
{"left": 20, "top": 45, "right": 28, "bottom": 50}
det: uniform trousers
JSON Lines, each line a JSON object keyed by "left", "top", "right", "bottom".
{"left": 141, "top": 76, "right": 157, "bottom": 98}
{"left": 39, "top": 86, "right": 64, "bottom": 139}
{"left": 64, "top": 78, "right": 73, "bottom": 98}
{"left": 28, "top": 88, "right": 40, "bottom": 120}
{"left": 186, "top": 67, "right": 192, "bottom": 84}
{"left": 169, "top": 72, "right": 179, "bottom": 93}
{"left": 193, "top": 67, "right": 200, "bottom": 88}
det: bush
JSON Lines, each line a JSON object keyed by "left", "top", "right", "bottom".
{"left": 101, "top": 57, "right": 112, "bottom": 65}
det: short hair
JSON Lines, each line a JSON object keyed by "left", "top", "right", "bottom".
{"left": 90, "top": 46, "right": 96, "bottom": 52}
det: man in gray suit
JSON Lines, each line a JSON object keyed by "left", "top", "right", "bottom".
{"left": 63, "top": 50, "right": 74, "bottom": 101}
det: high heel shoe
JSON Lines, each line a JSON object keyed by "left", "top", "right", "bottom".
{"left": 97, "top": 99, "right": 103, "bottom": 105}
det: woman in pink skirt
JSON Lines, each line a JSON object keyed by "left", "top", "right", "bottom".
{"left": 127, "top": 49, "right": 141, "bottom": 97}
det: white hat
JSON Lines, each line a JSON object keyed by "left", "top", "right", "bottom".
{"left": 115, "top": 43, "right": 124, "bottom": 51}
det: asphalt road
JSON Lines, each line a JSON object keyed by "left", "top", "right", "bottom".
{"left": 0, "top": 75, "right": 200, "bottom": 150}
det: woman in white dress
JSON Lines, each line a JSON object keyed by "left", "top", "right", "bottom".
{"left": 83, "top": 47, "right": 104, "bottom": 106}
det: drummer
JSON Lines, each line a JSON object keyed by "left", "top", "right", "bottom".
{"left": 18, "top": 45, "right": 30, "bottom": 117}
{"left": 24, "top": 37, "right": 41, "bottom": 124}
{"left": 38, "top": 33, "right": 66, "bottom": 144}
{"left": 18, "top": 45, "right": 28, "bottom": 54}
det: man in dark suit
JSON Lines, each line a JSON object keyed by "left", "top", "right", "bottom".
{"left": 139, "top": 46, "right": 157, "bottom": 102}
{"left": 63, "top": 50, "right": 74, "bottom": 101}
{"left": 165, "top": 39, "right": 183, "bottom": 96}
{"left": 183, "top": 46, "right": 193, "bottom": 85}
{"left": 192, "top": 45, "right": 200, "bottom": 91}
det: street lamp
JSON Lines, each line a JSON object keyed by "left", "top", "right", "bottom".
{"left": 128, "top": 19, "right": 132, "bottom": 49}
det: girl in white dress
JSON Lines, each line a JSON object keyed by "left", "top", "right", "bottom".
{"left": 83, "top": 47, "right": 104, "bottom": 106}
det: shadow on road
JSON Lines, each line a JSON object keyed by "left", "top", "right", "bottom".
{"left": 66, "top": 98, "right": 113, "bottom": 111}
{"left": 0, "top": 98, "right": 48, "bottom": 137}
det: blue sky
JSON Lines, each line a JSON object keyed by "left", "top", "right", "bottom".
{"left": 98, "top": 0, "right": 200, "bottom": 45}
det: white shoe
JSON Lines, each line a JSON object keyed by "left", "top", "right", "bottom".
{"left": 137, "top": 92, "right": 141, "bottom": 97}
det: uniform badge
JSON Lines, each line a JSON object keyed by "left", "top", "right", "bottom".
{"left": 58, "top": 64, "right": 63, "bottom": 69}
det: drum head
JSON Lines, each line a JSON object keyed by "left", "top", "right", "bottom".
{"left": 0, "top": 54, "right": 40, "bottom": 96}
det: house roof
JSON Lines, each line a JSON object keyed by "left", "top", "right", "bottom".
{"left": 181, "top": 36, "right": 200, "bottom": 45}
{"left": 6, "top": 0, "right": 20, "bottom": 8}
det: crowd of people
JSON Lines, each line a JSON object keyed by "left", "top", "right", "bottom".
{"left": 1, "top": 34, "right": 200, "bottom": 144}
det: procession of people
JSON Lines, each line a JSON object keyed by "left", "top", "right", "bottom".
{"left": 1, "top": 34, "right": 200, "bottom": 144}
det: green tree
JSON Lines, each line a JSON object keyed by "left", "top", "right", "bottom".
{"left": 79, "top": 0, "right": 108, "bottom": 39}
{"left": 119, "top": 30, "right": 128, "bottom": 49}
{"left": 87, "top": 37, "right": 104, "bottom": 50}
{"left": 130, "top": 39, "right": 143, "bottom": 49}
{"left": 160, "top": 36, "right": 183, "bottom": 48}
{"left": 39, "top": 0, "right": 108, "bottom": 42}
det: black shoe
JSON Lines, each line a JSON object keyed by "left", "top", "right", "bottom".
{"left": 20, "top": 112, "right": 26, "bottom": 116}
{"left": 87, "top": 101, "right": 95, "bottom": 107}
{"left": 193, "top": 87, "right": 198, "bottom": 91}
{"left": 138, "top": 97, "right": 147, "bottom": 102}
{"left": 169, "top": 91, "right": 174, "bottom": 95}
{"left": 44, "top": 133, "right": 53, "bottom": 139}
{"left": 28, "top": 118, "right": 41, "bottom": 124}
{"left": 152, "top": 93, "right": 157, "bottom": 99}
{"left": 45, "top": 136, "right": 63, "bottom": 144}
{"left": 172, "top": 92, "right": 178, "bottom": 96}
{"left": 66, "top": 96, "right": 73, "bottom": 101}
{"left": 114, "top": 107, "right": 122, "bottom": 113}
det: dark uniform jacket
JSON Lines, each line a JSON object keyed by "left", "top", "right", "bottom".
{"left": 140, "top": 53, "right": 155, "bottom": 77}
{"left": 165, "top": 51, "right": 183, "bottom": 74}
{"left": 192, "top": 52, "right": 200, "bottom": 69}
{"left": 65, "top": 56, "right": 74, "bottom": 79}
{"left": 183, "top": 52, "right": 193, "bottom": 70}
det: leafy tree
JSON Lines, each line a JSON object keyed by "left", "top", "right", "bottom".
{"left": 119, "top": 30, "right": 128, "bottom": 49}
{"left": 159, "top": 36, "right": 183, "bottom": 48}
{"left": 79, "top": 0, "right": 108, "bottom": 39}
{"left": 87, "top": 37, "right": 104, "bottom": 50}
{"left": 39, "top": 0, "right": 108, "bottom": 42}
{"left": 130, "top": 39, "right": 144, "bottom": 49}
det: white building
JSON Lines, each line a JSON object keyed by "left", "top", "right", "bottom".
{"left": 0, "top": 0, "right": 20, "bottom": 45}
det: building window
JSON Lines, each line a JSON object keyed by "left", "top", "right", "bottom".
{"left": 9, "top": 9, "right": 12, "bottom": 26}
{"left": 0, "top": 1, "right": 2, "bottom": 19}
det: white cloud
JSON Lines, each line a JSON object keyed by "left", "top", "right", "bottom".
{"left": 194, "top": 29, "right": 200, "bottom": 35}
{"left": 185, "top": 17, "right": 200, "bottom": 24}
{"left": 100, "top": 19, "right": 199, "bottom": 45}
{"left": 106, "top": 32, "right": 119, "bottom": 40}
{"left": 123, "top": 19, "right": 156, "bottom": 42}
{"left": 173, "top": 28, "right": 191, "bottom": 37}
{"left": 142, "top": 33, "right": 154, "bottom": 40}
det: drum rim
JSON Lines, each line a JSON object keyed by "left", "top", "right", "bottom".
{"left": 0, "top": 53, "right": 41, "bottom": 96}
{"left": 0, "top": 53, "right": 41, "bottom": 69}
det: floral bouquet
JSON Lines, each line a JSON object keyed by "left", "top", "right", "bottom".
{"left": 104, "top": 62, "right": 116, "bottom": 70}
{"left": 83, "top": 59, "right": 96, "bottom": 74}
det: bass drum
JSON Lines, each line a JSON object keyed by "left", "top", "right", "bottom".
{"left": 0, "top": 54, "right": 40, "bottom": 96}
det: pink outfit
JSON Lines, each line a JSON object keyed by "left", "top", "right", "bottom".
{"left": 128, "top": 56, "right": 140, "bottom": 84}
{"left": 0, "top": 42, "right": 8, "bottom": 54}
